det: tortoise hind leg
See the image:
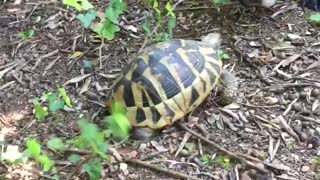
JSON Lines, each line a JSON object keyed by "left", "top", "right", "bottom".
{"left": 131, "top": 127, "right": 159, "bottom": 141}
{"left": 217, "top": 70, "right": 239, "bottom": 106}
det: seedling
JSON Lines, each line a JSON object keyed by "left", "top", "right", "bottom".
{"left": 63, "top": 0, "right": 126, "bottom": 41}
{"left": 308, "top": 13, "right": 320, "bottom": 25}
{"left": 18, "top": 29, "right": 35, "bottom": 40}
{"left": 32, "top": 87, "right": 72, "bottom": 121}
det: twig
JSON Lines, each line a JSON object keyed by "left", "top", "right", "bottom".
{"left": 26, "top": 2, "right": 41, "bottom": 20}
{"left": 175, "top": 132, "right": 191, "bottom": 157}
{"left": 32, "top": 49, "right": 59, "bottom": 70}
{"left": 242, "top": 103, "right": 280, "bottom": 108}
{"left": 7, "top": 119, "right": 36, "bottom": 139}
{"left": 283, "top": 98, "right": 298, "bottom": 116}
{"left": 140, "top": 150, "right": 168, "bottom": 161}
{"left": 262, "top": 83, "right": 320, "bottom": 91}
{"left": 294, "top": 115, "right": 320, "bottom": 124}
{"left": 232, "top": 44, "right": 272, "bottom": 86}
{"left": 125, "top": 158, "right": 202, "bottom": 180}
{"left": 67, "top": 154, "right": 93, "bottom": 180}
{"left": 178, "top": 123, "right": 269, "bottom": 174}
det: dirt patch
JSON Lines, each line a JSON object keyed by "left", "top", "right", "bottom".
{"left": 0, "top": 0, "right": 319, "bottom": 179}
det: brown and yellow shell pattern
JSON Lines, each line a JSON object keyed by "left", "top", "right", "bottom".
{"left": 106, "top": 39, "right": 223, "bottom": 129}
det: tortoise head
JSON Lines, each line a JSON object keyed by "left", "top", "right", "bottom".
{"left": 201, "top": 33, "right": 221, "bottom": 49}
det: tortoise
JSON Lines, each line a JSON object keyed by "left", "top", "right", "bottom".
{"left": 106, "top": 33, "right": 238, "bottom": 140}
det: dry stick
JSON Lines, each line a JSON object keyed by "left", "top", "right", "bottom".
{"left": 125, "top": 158, "right": 202, "bottom": 180}
{"left": 66, "top": 154, "right": 93, "bottom": 180}
{"left": 262, "top": 83, "right": 320, "bottom": 90}
{"left": 178, "top": 123, "right": 269, "bottom": 174}
{"left": 232, "top": 46, "right": 272, "bottom": 86}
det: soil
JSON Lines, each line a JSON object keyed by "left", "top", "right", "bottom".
{"left": 0, "top": 0, "right": 320, "bottom": 180}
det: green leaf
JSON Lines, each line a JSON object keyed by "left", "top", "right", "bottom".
{"left": 63, "top": 0, "right": 81, "bottom": 11}
{"left": 142, "top": 0, "right": 152, "bottom": 5}
{"left": 58, "top": 87, "right": 72, "bottom": 107}
{"left": 71, "top": 136, "right": 90, "bottom": 149}
{"left": 46, "top": 93, "right": 65, "bottom": 112}
{"left": 33, "top": 99, "right": 48, "bottom": 120}
{"left": 93, "top": 132, "right": 109, "bottom": 154}
{"left": 90, "top": 22, "right": 103, "bottom": 36}
{"left": 218, "top": 50, "right": 230, "bottom": 61}
{"left": 83, "top": 60, "right": 93, "bottom": 69}
{"left": 211, "top": 0, "right": 228, "bottom": 6}
{"left": 156, "top": 32, "right": 171, "bottom": 41}
{"left": 26, "top": 140, "right": 41, "bottom": 157}
{"left": 309, "top": 13, "right": 320, "bottom": 25}
{"left": 142, "top": 13, "right": 152, "bottom": 36}
{"left": 68, "top": 154, "right": 81, "bottom": 164}
{"left": 111, "top": 101, "right": 127, "bottom": 114}
{"left": 38, "top": 155, "right": 54, "bottom": 172}
{"left": 165, "top": 2, "right": 175, "bottom": 17}
{"left": 70, "top": 51, "right": 84, "bottom": 58}
{"left": 101, "top": 20, "right": 120, "bottom": 40}
{"left": 168, "top": 16, "right": 176, "bottom": 37}
{"left": 63, "top": 0, "right": 93, "bottom": 11}
{"left": 81, "top": 0, "right": 94, "bottom": 11}
{"left": 78, "top": 120, "right": 99, "bottom": 143}
{"left": 153, "top": 0, "right": 163, "bottom": 27}
{"left": 1, "top": 145, "right": 23, "bottom": 163}
{"left": 107, "top": 113, "right": 131, "bottom": 140}
{"left": 103, "top": 129, "right": 112, "bottom": 138}
{"left": 105, "top": 0, "right": 126, "bottom": 23}
{"left": 76, "top": 9, "right": 97, "bottom": 28}
{"left": 82, "top": 159, "right": 102, "bottom": 180}
{"left": 18, "top": 29, "right": 34, "bottom": 40}
{"left": 47, "top": 137, "right": 65, "bottom": 151}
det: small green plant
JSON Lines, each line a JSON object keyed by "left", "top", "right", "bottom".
{"left": 308, "top": 13, "right": 320, "bottom": 25}
{"left": 312, "top": 157, "right": 320, "bottom": 171}
{"left": 63, "top": 0, "right": 126, "bottom": 41}
{"left": 213, "top": 155, "right": 234, "bottom": 170}
{"left": 18, "top": 29, "right": 35, "bottom": 40}
{"left": 105, "top": 101, "right": 131, "bottom": 141}
{"left": 200, "top": 154, "right": 214, "bottom": 167}
{"left": 32, "top": 87, "right": 72, "bottom": 121}
{"left": 218, "top": 50, "right": 231, "bottom": 61}
{"left": 26, "top": 140, "right": 55, "bottom": 172}
{"left": 201, "top": 154, "right": 234, "bottom": 170}
{"left": 29, "top": 83, "right": 131, "bottom": 179}
{"left": 211, "top": 0, "right": 230, "bottom": 12}
{"left": 142, "top": 0, "right": 176, "bottom": 41}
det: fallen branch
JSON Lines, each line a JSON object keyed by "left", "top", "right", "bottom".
{"left": 125, "top": 158, "right": 202, "bottom": 180}
{"left": 178, "top": 123, "right": 269, "bottom": 174}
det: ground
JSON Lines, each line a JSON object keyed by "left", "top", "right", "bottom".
{"left": 0, "top": 0, "right": 320, "bottom": 179}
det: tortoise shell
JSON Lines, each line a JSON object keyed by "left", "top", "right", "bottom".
{"left": 106, "top": 38, "right": 223, "bottom": 129}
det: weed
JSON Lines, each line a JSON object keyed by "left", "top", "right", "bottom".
{"left": 308, "top": 13, "right": 320, "bottom": 25}
{"left": 29, "top": 87, "right": 131, "bottom": 179}
{"left": 201, "top": 154, "right": 234, "bottom": 170}
{"left": 18, "top": 29, "right": 35, "bottom": 40}
{"left": 63, "top": 0, "right": 126, "bottom": 41}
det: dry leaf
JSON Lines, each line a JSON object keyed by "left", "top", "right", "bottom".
{"left": 312, "top": 99, "right": 320, "bottom": 112}
{"left": 150, "top": 141, "right": 167, "bottom": 151}
{"left": 64, "top": 74, "right": 92, "bottom": 85}
{"left": 273, "top": 54, "right": 301, "bottom": 71}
